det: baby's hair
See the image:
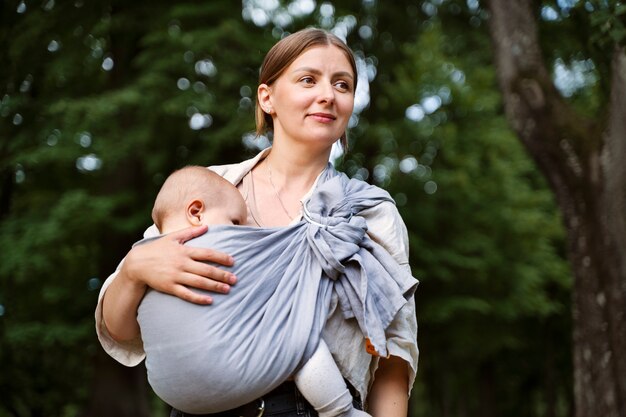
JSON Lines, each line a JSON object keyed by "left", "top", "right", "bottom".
{"left": 151, "top": 166, "right": 235, "bottom": 231}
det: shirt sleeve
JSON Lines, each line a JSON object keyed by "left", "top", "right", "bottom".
{"left": 323, "top": 200, "right": 418, "bottom": 402}
{"left": 94, "top": 224, "right": 160, "bottom": 366}
{"left": 360, "top": 202, "right": 419, "bottom": 394}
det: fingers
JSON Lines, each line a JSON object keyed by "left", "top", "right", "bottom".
{"left": 169, "top": 226, "right": 235, "bottom": 268}
{"left": 170, "top": 225, "right": 209, "bottom": 244}
{"left": 171, "top": 281, "right": 214, "bottom": 305}
{"left": 183, "top": 271, "right": 232, "bottom": 294}
{"left": 187, "top": 245, "right": 235, "bottom": 268}
{"left": 150, "top": 268, "right": 231, "bottom": 304}
{"left": 129, "top": 226, "right": 239, "bottom": 301}
{"left": 184, "top": 258, "right": 237, "bottom": 286}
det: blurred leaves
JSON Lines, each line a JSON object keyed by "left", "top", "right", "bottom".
{"left": 589, "top": 0, "right": 626, "bottom": 47}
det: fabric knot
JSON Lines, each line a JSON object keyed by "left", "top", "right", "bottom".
{"left": 303, "top": 177, "right": 369, "bottom": 280}
{"left": 302, "top": 200, "right": 354, "bottom": 229}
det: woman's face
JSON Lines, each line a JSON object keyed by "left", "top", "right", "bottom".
{"left": 259, "top": 45, "right": 355, "bottom": 151}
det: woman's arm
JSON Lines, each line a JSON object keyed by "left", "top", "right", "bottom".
{"left": 102, "top": 225, "right": 237, "bottom": 343}
{"left": 367, "top": 355, "right": 410, "bottom": 417}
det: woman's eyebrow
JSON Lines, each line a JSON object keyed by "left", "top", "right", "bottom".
{"left": 292, "top": 67, "right": 354, "bottom": 79}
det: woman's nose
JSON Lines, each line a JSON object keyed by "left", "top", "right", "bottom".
{"left": 317, "top": 82, "right": 335, "bottom": 103}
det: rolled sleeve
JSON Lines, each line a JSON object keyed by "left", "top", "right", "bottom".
{"left": 361, "top": 202, "right": 419, "bottom": 393}
{"left": 382, "top": 281, "right": 419, "bottom": 393}
{"left": 325, "top": 201, "right": 419, "bottom": 400}
{"left": 95, "top": 269, "right": 146, "bottom": 366}
{"left": 94, "top": 225, "right": 160, "bottom": 366}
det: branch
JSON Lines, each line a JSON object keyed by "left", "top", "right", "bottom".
{"left": 486, "top": 0, "right": 595, "bottom": 195}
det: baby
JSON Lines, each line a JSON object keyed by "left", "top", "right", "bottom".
{"left": 141, "top": 165, "right": 370, "bottom": 417}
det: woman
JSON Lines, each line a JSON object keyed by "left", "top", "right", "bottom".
{"left": 96, "top": 28, "right": 418, "bottom": 417}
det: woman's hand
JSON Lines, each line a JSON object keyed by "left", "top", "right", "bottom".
{"left": 102, "top": 225, "right": 237, "bottom": 342}
{"left": 121, "top": 225, "right": 237, "bottom": 304}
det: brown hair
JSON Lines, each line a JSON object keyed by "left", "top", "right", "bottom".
{"left": 255, "top": 28, "right": 357, "bottom": 151}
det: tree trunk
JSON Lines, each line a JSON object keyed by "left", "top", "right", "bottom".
{"left": 485, "top": 1, "right": 626, "bottom": 417}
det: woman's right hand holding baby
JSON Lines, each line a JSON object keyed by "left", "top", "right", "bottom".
{"left": 102, "top": 225, "right": 236, "bottom": 342}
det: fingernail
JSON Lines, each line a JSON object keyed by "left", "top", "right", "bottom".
{"left": 228, "top": 256, "right": 235, "bottom": 264}
{"left": 221, "top": 284, "right": 230, "bottom": 293}
{"left": 205, "top": 296, "right": 213, "bottom": 304}
{"left": 228, "top": 274, "right": 237, "bottom": 285}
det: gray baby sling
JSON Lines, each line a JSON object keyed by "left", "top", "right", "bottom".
{"left": 137, "top": 167, "right": 418, "bottom": 414}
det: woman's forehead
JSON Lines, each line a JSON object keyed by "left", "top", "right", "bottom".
{"left": 287, "top": 46, "right": 354, "bottom": 74}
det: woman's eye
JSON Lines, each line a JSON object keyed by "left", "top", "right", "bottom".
{"left": 300, "top": 76, "right": 315, "bottom": 85}
{"left": 335, "top": 81, "right": 351, "bottom": 91}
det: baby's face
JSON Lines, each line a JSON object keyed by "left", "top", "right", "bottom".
{"left": 202, "top": 192, "right": 247, "bottom": 226}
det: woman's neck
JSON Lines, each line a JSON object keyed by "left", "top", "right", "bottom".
{"left": 264, "top": 141, "right": 331, "bottom": 191}
{"left": 247, "top": 141, "right": 333, "bottom": 227}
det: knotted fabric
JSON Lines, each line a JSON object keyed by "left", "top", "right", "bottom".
{"left": 137, "top": 166, "right": 418, "bottom": 414}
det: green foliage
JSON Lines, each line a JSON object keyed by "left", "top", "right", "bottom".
{"left": 589, "top": 0, "right": 626, "bottom": 47}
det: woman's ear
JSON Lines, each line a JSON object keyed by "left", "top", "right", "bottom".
{"left": 186, "top": 199, "right": 204, "bottom": 226}
{"left": 257, "top": 84, "right": 273, "bottom": 114}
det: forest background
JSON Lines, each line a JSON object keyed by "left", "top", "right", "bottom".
{"left": 1, "top": 1, "right": 624, "bottom": 417}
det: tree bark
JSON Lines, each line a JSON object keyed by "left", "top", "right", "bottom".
{"left": 485, "top": 1, "right": 626, "bottom": 417}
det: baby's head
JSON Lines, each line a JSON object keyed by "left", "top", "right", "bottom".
{"left": 152, "top": 166, "right": 247, "bottom": 234}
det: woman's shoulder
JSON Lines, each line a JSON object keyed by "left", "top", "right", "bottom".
{"left": 360, "top": 197, "right": 410, "bottom": 267}
{"left": 321, "top": 169, "right": 409, "bottom": 264}
{"left": 208, "top": 148, "right": 270, "bottom": 185}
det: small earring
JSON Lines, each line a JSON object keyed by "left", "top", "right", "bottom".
{"left": 264, "top": 106, "right": 272, "bottom": 114}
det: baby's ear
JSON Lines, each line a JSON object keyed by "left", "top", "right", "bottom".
{"left": 186, "top": 199, "right": 204, "bottom": 225}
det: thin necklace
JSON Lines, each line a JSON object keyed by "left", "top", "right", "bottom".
{"left": 266, "top": 159, "right": 295, "bottom": 221}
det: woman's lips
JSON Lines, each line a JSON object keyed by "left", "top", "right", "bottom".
{"left": 309, "top": 113, "right": 336, "bottom": 123}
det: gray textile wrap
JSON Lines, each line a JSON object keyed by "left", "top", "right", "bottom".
{"left": 137, "top": 167, "right": 418, "bottom": 414}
